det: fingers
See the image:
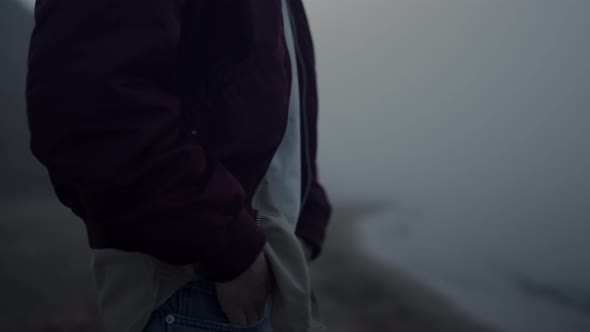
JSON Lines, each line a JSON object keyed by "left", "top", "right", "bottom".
{"left": 245, "top": 308, "right": 261, "bottom": 325}
{"left": 255, "top": 298, "right": 268, "bottom": 322}
{"left": 220, "top": 297, "right": 266, "bottom": 326}
{"left": 215, "top": 250, "right": 272, "bottom": 326}
{"left": 224, "top": 306, "right": 264, "bottom": 326}
{"left": 225, "top": 310, "right": 248, "bottom": 326}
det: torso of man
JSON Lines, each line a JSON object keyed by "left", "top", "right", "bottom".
{"left": 91, "top": 1, "right": 307, "bottom": 331}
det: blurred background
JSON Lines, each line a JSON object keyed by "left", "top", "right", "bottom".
{"left": 2, "top": 0, "right": 589, "bottom": 331}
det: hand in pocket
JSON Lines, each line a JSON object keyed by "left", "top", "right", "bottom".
{"left": 216, "top": 251, "right": 272, "bottom": 326}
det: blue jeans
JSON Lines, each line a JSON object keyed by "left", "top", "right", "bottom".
{"left": 143, "top": 280, "right": 272, "bottom": 332}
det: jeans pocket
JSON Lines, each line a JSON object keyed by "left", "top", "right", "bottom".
{"left": 160, "top": 280, "right": 272, "bottom": 332}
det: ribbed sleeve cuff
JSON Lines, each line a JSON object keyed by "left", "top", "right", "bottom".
{"left": 295, "top": 220, "right": 325, "bottom": 261}
{"left": 197, "top": 209, "right": 267, "bottom": 282}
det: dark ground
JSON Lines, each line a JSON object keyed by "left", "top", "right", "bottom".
{"left": 0, "top": 2, "right": 494, "bottom": 331}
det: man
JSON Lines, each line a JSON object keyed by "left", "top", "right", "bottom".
{"left": 25, "top": 0, "right": 331, "bottom": 331}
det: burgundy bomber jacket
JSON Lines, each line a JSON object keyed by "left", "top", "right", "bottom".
{"left": 25, "top": 0, "right": 331, "bottom": 282}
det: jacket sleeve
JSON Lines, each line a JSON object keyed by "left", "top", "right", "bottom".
{"left": 296, "top": 172, "right": 332, "bottom": 260}
{"left": 25, "top": 0, "right": 265, "bottom": 282}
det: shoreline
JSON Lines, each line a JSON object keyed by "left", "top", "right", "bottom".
{"left": 311, "top": 201, "right": 496, "bottom": 332}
